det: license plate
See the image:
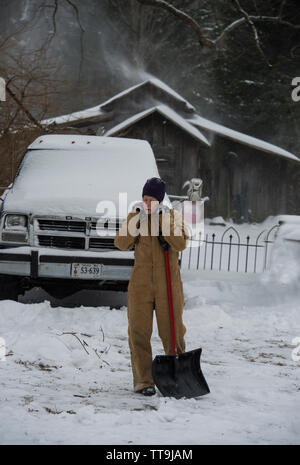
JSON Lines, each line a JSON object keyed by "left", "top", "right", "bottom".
{"left": 71, "top": 263, "right": 103, "bottom": 279}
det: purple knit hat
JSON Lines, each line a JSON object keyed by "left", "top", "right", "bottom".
{"left": 142, "top": 177, "right": 166, "bottom": 203}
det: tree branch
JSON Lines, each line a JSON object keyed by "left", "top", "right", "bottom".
{"left": 232, "top": 0, "right": 272, "bottom": 68}
{"left": 136, "top": 0, "right": 214, "bottom": 47}
{"left": 279, "top": 0, "right": 287, "bottom": 19}
{"left": 5, "top": 84, "right": 45, "bottom": 130}
{"left": 64, "top": 0, "right": 85, "bottom": 77}
{"left": 135, "top": 0, "right": 300, "bottom": 67}
{"left": 216, "top": 15, "right": 300, "bottom": 44}
{"left": 52, "top": 0, "right": 58, "bottom": 36}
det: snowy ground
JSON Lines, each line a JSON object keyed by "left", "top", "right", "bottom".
{"left": 0, "top": 258, "right": 299, "bottom": 444}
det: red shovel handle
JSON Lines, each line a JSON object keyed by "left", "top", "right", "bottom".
{"left": 164, "top": 249, "right": 177, "bottom": 356}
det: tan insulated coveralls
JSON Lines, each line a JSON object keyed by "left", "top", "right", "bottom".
{"left": 114, "top": 209, "right": 190, "bottom": 392}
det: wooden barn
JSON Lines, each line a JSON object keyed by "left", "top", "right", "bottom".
{"left": 42, "top": 78, "right": 300, "bottom": 222}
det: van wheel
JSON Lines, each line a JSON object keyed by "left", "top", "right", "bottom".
{"left": 0, "top": 276, "right": 21, "bottom": 301}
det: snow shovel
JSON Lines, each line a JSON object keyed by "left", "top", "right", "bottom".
{"left": 152, "top": 232, "right": 210, "bottom": 399}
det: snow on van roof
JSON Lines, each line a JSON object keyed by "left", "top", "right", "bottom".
{"left": 105, "top": 105, "right": 210, "bottom": 147}
{"left": 188, "top": 115, "right": 300, "bottom": 163}
{"left": 28, "top": 134, "right": 150, "bottom": 150}
{"left": 5, "top": 135, "right": 162, "bottom": 216}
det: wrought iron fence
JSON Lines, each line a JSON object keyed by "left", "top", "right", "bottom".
{"left": 179, "top": 223, "right": 280, "bottom": 273}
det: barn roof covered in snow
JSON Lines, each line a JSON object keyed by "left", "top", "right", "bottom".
{"left": 188, "top": 115, "right": 299, "bottom": 163}
{"left": 41, "top": 77, "right": 299, "bottom": 162}
{"left": 41, "top": 77, "right": 195, "bottom": 127}
{"left": 105, "top": 105, "right": 210, "bottom": 147}
{"left": 41, "top": 105, "right": 107, "bottom": 126}
{"left": 99, "top": 77, "right": 195, "bottom": 113}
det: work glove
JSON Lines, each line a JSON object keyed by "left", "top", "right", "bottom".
{"left": 131, "top": 200, "right": 145, "bottom": 212}
{"left": 131, "top": 201, "right": 148, "bottom": 229}
{"left": 157, "top": 206, "right": 171, "bottom": 251}
{"left": 158, "top": 204, "right": 170, "bottom": 214}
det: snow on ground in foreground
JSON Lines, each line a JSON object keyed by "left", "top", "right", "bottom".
{"left": 0, "top": 269, "right": 299, "bottom": 445}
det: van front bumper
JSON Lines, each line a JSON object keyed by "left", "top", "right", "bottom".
{"left": 0, "top": 246, "right": 134, "bottom": 281}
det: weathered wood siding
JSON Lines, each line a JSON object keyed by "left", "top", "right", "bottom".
{"left": 202, "top": 135, "right": 297, "bottom": 222}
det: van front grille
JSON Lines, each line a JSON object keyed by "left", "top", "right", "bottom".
{"left": 35, "top": 217, "right": 123, "bottom": 251}
{"left": 91, "top": 221, "right": 120, "bottom": 231}
{"left": 38, "top": 219, "right": 86, "bottom": 233}
{"left": 38, "top": 235, "right": 85, "bottom": 249}
{"left": 89, "top": 237, "right": 116, "bottom": 249}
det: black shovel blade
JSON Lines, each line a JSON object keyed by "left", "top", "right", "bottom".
{"left": 152, "top": 348, "right": 210, "bottom": 399}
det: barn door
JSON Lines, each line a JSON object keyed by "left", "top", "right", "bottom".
{"left": 224, "top": 151, "right": 249, "bottom": 222}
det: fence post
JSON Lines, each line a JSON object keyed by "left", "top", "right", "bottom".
{"left": 264, "top": 224, "right": 279, "bottom": 271}
{"left": 211, "top": 233, "right": 215, "bottom": 270}
{"left": 196, "top": 231, "right": 202, "bottom": 270}
{"left": 219, "top": 234, "right": 223, "bottom": 271}
{"left": 254, "top": 229, "right": 266, "bottom": 273}
{"left": 204, "top": 233, "right": 208, "bottom": 270}
{"left": 245, "top": 236, "right": 250, "bottom": 272}
{"left": 188, "top": 237, "right": 192, "bottom": 270}
{"left": 227, "top": 235, "right": 233, "bottom": 271}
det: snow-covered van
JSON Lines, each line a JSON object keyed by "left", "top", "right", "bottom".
{"left": 0, "top": 134, "right": 171, "bottom": 300}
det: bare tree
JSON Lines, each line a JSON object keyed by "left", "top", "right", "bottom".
{"left": 134, "top": 0, "right": 300, "bottom": 67}
{"left": 0, "top": 8, "right": 71, "bottom": 190}
{"left": 106, "top": 0, "right": 181, "bottom": 71}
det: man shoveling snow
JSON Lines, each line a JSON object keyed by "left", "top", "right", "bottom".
{"left": 114, "top": 177, "right": 189, "bottom": 396}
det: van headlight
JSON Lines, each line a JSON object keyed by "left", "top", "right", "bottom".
{"left": 5, "top": 214, "right": 28, "bottom": 230}
{"left": 2, "top": 214, "right": 29, "bottom": 243}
